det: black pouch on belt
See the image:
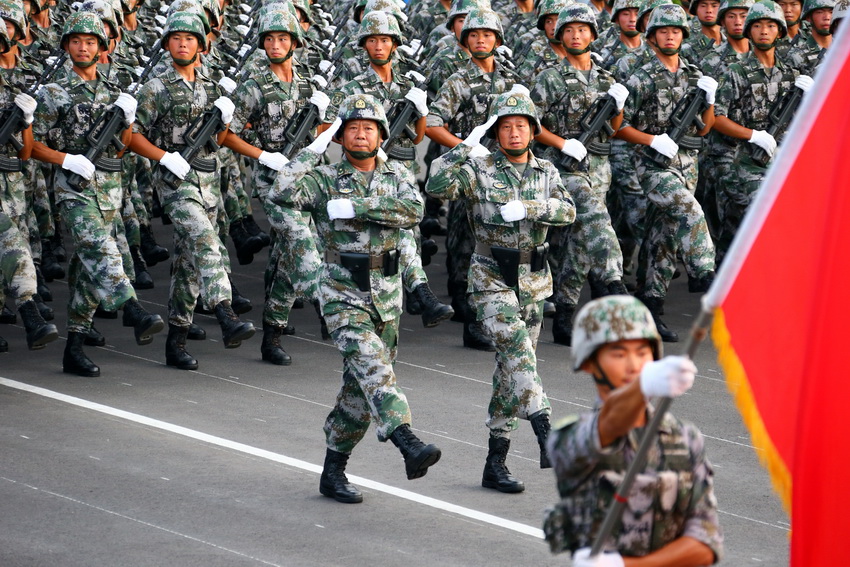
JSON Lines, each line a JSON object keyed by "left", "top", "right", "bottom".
{"left": 530, "top": 242, "right": 550, "bottom": 273}
{"left": 382, "top": 249, "right": 400, "bottom": 277}
{"left": 489, "top": 246, "right": 521, "bottom": 288}
{"left": 339, "top": 252, "right": 372, "bottom": 292}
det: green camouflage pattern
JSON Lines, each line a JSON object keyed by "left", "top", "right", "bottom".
{"left": 460, "top": 8, "right": 504, "bottom": 45}
{"left": 257, "top": 9, "right": 304, "bottom": 48}
{"left": 357, "top": 9, "right": 403, "bottom": 45}
{"left": 556, "top": 3, "right": 600, "bottom": 39}
{"left": 744, "top": 0, "right": 788, "bottom": 37}
{"left": 163, "top": 10, "right": 208, "bottom": 50}
{"left": 61, "top": 9, "right": 109, "bottom": 48}
{"left": 0, "top": 209, "right": 38, "bottom": 303}
{"left": 645, "top": 3, "right": 691, "bottom": 37}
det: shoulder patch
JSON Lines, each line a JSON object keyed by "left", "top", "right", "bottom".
{"left": 331, "top": 91, "right": 344, "bottom": 106}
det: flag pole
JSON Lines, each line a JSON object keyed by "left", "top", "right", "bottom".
{"left": 589, "top": 305, "right": 713, "bottom": 557}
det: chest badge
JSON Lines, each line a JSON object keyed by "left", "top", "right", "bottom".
{"left": 493, "top": 182, "right": 507, "bottom": 189}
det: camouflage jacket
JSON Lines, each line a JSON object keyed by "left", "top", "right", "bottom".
{"left": 500, "top": 8, "right": 538, "bottom": 52}
{"left": 426, "top": 144, "right": 575, "bottom": 311}
{"left": 597, "top": 37, "right": 644, "bottom": 73}
{"left": 515, "top": 39, "right": 562, "bottom": 84}
{"left": 0, "top": 75, "right": 27, "bottom": 218}
{"left": 426, "top": 42, "right": 470, "bottom": 96}
{"left": 682, "top": 28, "right": 724, "bottom": 62}
{"left": 775, "top": 26, "right": 809, "bottom": 59}
{"left": 408, "top": 0, "right": 449, "bottom": 40}
{"left": 700, "top": 41, "right": 750, "bottom": 76}
{"left": 543, "top": 406, "right": 724, "bottom": 561}
{"left": 609, "top": 43, "right": 652, "bottom": 82}
{"left": 268, "top": 148, "right": 423, "bottom": 326}
{"left": 787, "top": 33, "right": 826, "bottom": 76}
{"left": 33, "top": 67, "right": 125, "bottom": 209}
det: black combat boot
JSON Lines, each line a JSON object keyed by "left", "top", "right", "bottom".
{"left": 229, "top": 218, "right": 264, "bottom": 265}
{"left": 0, "top": 305, "right": 17, "bottom": 324}
{"left": 313, "top": 300, "right": 330, "bottom": 340}
{"left": 242, "top": 214, "right": 271, "bottom": 247}
{"left": 529, "top": 411, "right": 552, "bottom": 469}
{"left": 33, "top": 293, "right": 54, "bottom": 321}
{"left": 63, "top": 331, "right": 100, "bottom": 377}
{"left": 606, "top": 280, "right": 629, "bottom": 295}
{"left": 405, "top": 288, "right": 423, "bottom": 316}
{"left": 85, "top": 325, "right": 106, "bottom": 346}
{"left": 637, "top": 295, "right": 678, "bottom": 343}
{"left": 18, "top": 299, "right": 59, "bottom": 350}
{"left": 261, "top": 323, "right": 292, "bottom": 366}
{"left": 0, "top": 335, "right": 7, "bottom": 353}
{"left": 420, "top": 237, "right": 438, "bottom": 266}
{"left": 450, "top": 291, "right": 467, "bottom": 322}
{"left": 589, "top": 277, "right": 608, "bottom": 299}
{"left": 410, "top": 283, "right": 454, "bottom": 328}
{"left": 229, "top": 277, "right": 252, "bottom": 314}
{"left": 51, "top": 231, "right": 67, "bottom": 262}
{"left": 543, "top": 300, "right": 556, "bottom": 318}
{"left": 319, "top": 449, "right": 363, "bottom": 504}
{"left": 35, "top": 264, "right": 52, "bottom": 301}
{"left": 165, "top": 324, "right": 198, "bottom": 370}
{"left": 482, "top": 437, "right": 525, "bottom": 493}
{"left": 131, "top": 246, "right": 154, "bottom": 290}
{"left": 122, "top": 298, "right": 165, "bottom": 345}
{"left": 187, "top": 322, "right": 206, "bottom": 340}
{"left": 419, "top": 215, "right": 446, "bottom": 238}
{"left": 214, "top": 300, "right": 255, "bottom": 348}
{"left": 389, "top": 424, "right": 441, "bottom": 480}
{"left": 552, "top": 303, "right": 576, "bottom": 346}
{"left": 464, "top": 320, "right": 496, "bottom": 351}
{"left": 40, "top": 239, "right": 65, "bottom": 281}
{"left": 688, "top": 271, "right": 715, "bottom": 293}
{"left": 94, "top": 305, "right": 117, "bottom": 319}
{"left": 140, "top": 224, "right": 169, "bottom": 266}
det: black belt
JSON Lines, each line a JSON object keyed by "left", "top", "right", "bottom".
{"left": 475, "top": 243, "right": 535, "bottom": 264}
{"left": 325, "top": 249, "right": 387, "bottom": 270}
{"left": 475, "top": 242, "right": 549, "bottom": 288}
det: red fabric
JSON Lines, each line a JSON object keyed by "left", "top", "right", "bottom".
{"left": 720, "top": 48, "right": 850, "bottom": 565}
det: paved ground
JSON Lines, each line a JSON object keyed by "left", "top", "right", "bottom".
{"left": 0, "top": 210, "right": 789, "bottom": 566}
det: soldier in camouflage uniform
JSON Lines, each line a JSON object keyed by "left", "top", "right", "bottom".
{"left": 427, "top": 91, "right": 576, "bottom": 492}
{"left": 31, "top": 10, "right": 165, "bottom": 376}
{"left": 713, "top": 1, "right": 809, "bottom": 263}
{"left": 683, "top": 0, "right": 725, "bottom": 60}
{"left": 269, "top": 94, "right": 442, "bottom": 504}
{"left": 531, "top": 4, "right": 630, "bottom": 347}
{"left": 426, "top": 7, "right": 523, "bottom": 352}
{"left": 513, "top": 0, "right": 572, "bottom": 83}
{"left": 787, "top": 0, "right": 833, "bottom": 74}
{"left": 128, "top": 11, "right": 256, "bottom": 370}
{"left": 775, "top": 0, "right": 809, "bottom": 58}
{"left": 0, "top": 22, "right": 58, "bottom": 354}
{"left": 596, "top": 0, "right": 645, "bottom": 70}
{"left": 543, "top": 295, "right": 723, "bottom": 565}
{"left": 616, "top": 4, "right": 718, "bottom": 342}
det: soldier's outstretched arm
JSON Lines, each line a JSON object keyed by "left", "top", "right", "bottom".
{"left": 520, "top": 165, "right": 576, "bottom": 226}
{"left": 424, "top": 143, "right": 473, "bottom": 201}
{"left": 352, "top": 171, "right": 423, "bottom": 229}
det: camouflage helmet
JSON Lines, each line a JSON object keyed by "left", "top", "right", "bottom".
{"left": 258, "top": 0, "right": 298, "bottom": 20}
{"left": 77, "top": 0, "right": 120, "bottom": 39}
{"left": 689, "top": 0, "right": 720, "bottom": 17}
{"left": 199, "top": 0, "right": 221, "bottom": 29}
{"left": 611, "top": 0, "right": 644, "bottom": 22}
{"left": 448, "top": 0, "right": 485, "bottom": 26}
{"left": 291, "top": 0, "right": 313, "bottom": 24}
{"left": 485, "top": 90, "right": 542, "bottom": 138}
{"left": 167, "top": 0, "right": 212, "bottom": 35}
{"left": 831, "top": 0, "right": 847, "bottom": 32}
{"left": 25, "top": 0, "right": 45, "bottom": 15}
{"left": 0, "top": 0, "right": 27, "bottom": 41}
{"left": 571, "top": 296, "right": 662, "bottom": 371}
{"left": 460, "top": 7, "right": 504, "bottom": 45}
{"left": 645, "top": 2, "right": 691, "bottom": 37}
{"left": 257, "top": 9, "right": 303, "bottom": 48}
{"left": 637, "top": 0, "right": 672, "bottom": 31}
{"left": 556, "top": 3, "right": 600, "bottom": 39}
{"left": 802, "top": 0, "right": 834, "bottom": 20}
{"left": 0, "top": 14, "right": 9, "bottom": 53}
{"left": 61, "top": 10, "right": 110, "bottom": 50}
{"left": 163, "top": 10, "right": 208, "bottom": 49}
{"left": 357, "top": 10, "right": 403, "bottom": 45}
{"left": 364, "top": 0, "right": 408, "bottom": 28}
{"left": 744, "top": 0, "right": 788, "bottom": 38}
{"left": 336, "top": 94, "right": 391, "bottom": 139}
{"left": 536, "top": 0, "right": 573, "bottom": 29}
{"left": 354, "top": 0, "right": 368, "bottom": 22}
{"left": 718, "top": 0, "right": 754, "bottom": 21}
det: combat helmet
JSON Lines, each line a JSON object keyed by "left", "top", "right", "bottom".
{"left": 357, "top": 9, "right": 403, "bottom": 45}
{"left": 163, "top": 10, "right": 208, "bottom": 50}
{"left": 77, "top": 0, "right": 120, "bottom": 40}
{"left": 363, "top": 0, "right": 408, "bottom": 27}
{"left": 448, "top": 0, "right": 487, "bottom": 27}
{"left": 485, "top": 89, "right": 542, "bottom": 138}
{"left": 571, "top": 296, "right": 662, "bottom": 371}
{"left": 199, "top": 0, "right": 221, "bottom": 30}
{"left": 556, "top": 3, "right": 600, "bottom": 40}
{"left": 257, "top": 9, "right": 303, "bottom": 49}
{"left": 537, "top": 0, "right": 574, "bottom": 29}
{"left": 645, "top": 3, "right": 691, "bottom": 37}
{"left": 0, "top": 0, "right": 27, "bottom": 41}
{"left": 744, "top": 0, "right": 788, "bottom": 39}
{"left": 167, "top": 0, "right": 212, "bottom": 36}
{"left": 334, "top": 94, "right": 391, "bottom": 140}
{"left": 0, "top": 16, "right": 9, "bottom": 53}
{"left": 291, "top": 0, "right": 313, "bottom": 25}
{"left": 802, "top": 0, "right": 834, "bottom": 20}
{"left": 460, "top": 8, "right": 504, "bottom": 46}
{"left": 718, "top": 0, "right": 754, "bottom": 21}
{"left": 61, "top": 10, "right": 110, "bottom": 50}
{"left": 830, "top": 0, "right": 847, "bottom": 32}
{"left": 611, "top": 0, "right": 644, "bottom": 22}
{"left": 258, "top": 0, "right": 298, "bottom": 21}
{"left": 637, "top": 0, "right": 672, "bottom": 32}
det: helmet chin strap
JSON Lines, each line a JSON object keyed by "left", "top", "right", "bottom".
{"left": 592, "top": 359, "right": 617, "bottom": 391}
{"left": 344, "top": 141, "right": 379, "bottom": 160}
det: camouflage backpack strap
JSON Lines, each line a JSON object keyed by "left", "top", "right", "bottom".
{"left": 51, "top": 79, "right": 110, "bottom": 152}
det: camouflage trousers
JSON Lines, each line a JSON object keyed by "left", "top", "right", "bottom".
{"left": 636, "top": 152, "right": 715, "bottom": 299}
{"left": 25, "top": 161, "right": 54, "bottom": 245}
{"left": 221, "top": 150, "right": 252, "bottom": 222}
{"left": 446, "top": 198, "right": 475, "bottom": 296}
{"left": 400, "top": 226, "right": 428, "bottom": 292}
{"left": 0, "top": 209, "right": 37, "bottom": 304}
{"left": 59, "top": 200, "right": 136, "bottom": 333}
{"left": 112, "top": 205, "right": 134, "bottom": 283}
{"left": 472, "top": 294, "right": 550, "bottom": 436}
{"left": 608, "top": 139, "right": 647, "bottom": 271}
{"left": 323, "top": 307, "right": 412, "bottom": 454}
{"left": 165, "top": 198, "right": 231, "bottom": 327}
{"left": 718, "top": 149, "right": 765, "bottom": 265}
{"left": 554, "top": 155, "right": 623, "bottom": 306}
{"left": 261, "top": 197, "right": 321, "bottom": 327}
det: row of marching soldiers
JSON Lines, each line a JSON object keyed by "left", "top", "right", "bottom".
{"left": 0, "top": 0, "right": 842, "bottom": 511}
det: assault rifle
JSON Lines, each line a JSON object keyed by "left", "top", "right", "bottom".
{"left": 750, "top": 85, "right": 804, "bottom": 166}
{"left": 381, "top": 71, "right": 427, "bottom": 161}
{"left": 645, "top": 87, "right": 709, "bottom": 168}
{"left": 159, "top": 106, "right": 227, "bottom": 190}
{"left": 559, "top": 94, "right": 619, "bottom": 173}
{"left": 0, "top": 49, "right": 68, "bottom": 171}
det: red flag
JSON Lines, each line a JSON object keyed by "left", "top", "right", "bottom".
{"left": 705, "top": 31, "right": 850, "bottom": 566}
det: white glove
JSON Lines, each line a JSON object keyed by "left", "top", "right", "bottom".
{"left": 158, "top": 4, "right": 168, "bottom": 13}
{"left": 214, "top": 96, "right": 235, "bottom": 124}
{"left": 795, "top": 74, "right": 814, "bottom": 93}
{"left": 155, "top": 14, "right": 166, "bottom": 26}
{"left": 14, "top": 93, "right": 36, "bottom": 125}
{"left": 405, "top": 87, "right": 429, "bottom": 118}
{"left": 408, "top": 38, "right": 422, "bottom": 53}
{"left": 160, "top": 151, "right": 191, "bottom": 180}
{"left": 607, "top": 82, "right": 629, "bottom": 112}
{"left": 45, "top": 55, "right": 58, "bottom": 67}
{"left": 496, "top": 45, "right": 513, "bottom": 58}
{"left": 311, "top": 75, "right": 329, "bottom": 90}
{"left": 462, "top": 114, "right": 499, "bottom": 148}
{"left": 321, "top": 39, "right": 336, "bottom": 53}
{"left": 307, "top": 117, "right": 343, "bottom": 154}
{"left": 325, "top": 24, "right": 337, "bottom": 36}
{"left": 309, "top": 90, "right": 331, "bottom": 121}
{"left": 218, "top": 76, "right": 237, "bottom": 94}
{"left": 468, "top": 144, "right": 490, "bottom": 158}
{"left": 62, "top": 153, "right": 95, "bottom": 180}
{"left": 237, "top": 42, "right": 251, "bottom": 57}
{"left": 405, "top": 70, "right": 426, "bottom": 84}
{"left": 397, "top": 44, "right": 417, "bottom": 57}
{"left": 238, "top": 14, "right": 252, "bottom": 24}
{"left": 748, "top": 129, "right": 777, "bottom": 157}
{"left": 238, "top": 3, "right": 251, "bottom": 13}
{"left": 697, "top": 75, "right": 718, "bottom": 105}
{"left": 649, "top": 133, "right": 678, "bottom": 159}
{"left": 153, "top": 26, "right": 164, "bottom": 36}
{"left": 327, "top": 198, "right": 356, "bottom": 220}
{"left": 572, "top": 548, "right": 625, "bottom": 567}
{"left": 258, "top": 151, "right": 289, "bottom": 171}
{"left": 500, "top": 200, "right": 526, "bottom": 222}
{"left": 319, "top": 60, "right": 336, "bottom": 75}
{"left": 639, "top": 355, "right": 696, "bottom": 399}
{"left": 506, "top": 83, "right": 530, "bottom": 97}
{"left": 134, "top": 65, "right": 146, "bottom": 77}
{"left": 113, "top": 92, "right": 137, "bottom": 123}
{"left": 561, "top": 138, "right": 587, "bottom": 161}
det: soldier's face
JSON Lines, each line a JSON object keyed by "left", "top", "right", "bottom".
{"left": 496, "top": 115, "right": 532, "bottom": 152}
{"left": 616, "top": 8, "right": 639, "bottom": 34}
{"left": 560, "top": 22, "right": 594, "bottom": 50}
{"left": 3, "top": 19, "right": 17, "bottom": 41}
{"left": 749, "top": 19, "right": 780, "bottom": 43}
{"left": 722, "top": 8, "right": 748, "bottom": 35}
{"left": 809, "top": 8, "right": 832, "bottom": 32}
{"left": 364, "top": 34, "right": 395, "bottom": 60}
{"left": 167, "top": 31, "right": 200, "bottom": 59}
{"left": 543, "top": 14, "right": 559, "bottom": 39}
{"left": 66, "top": 33, "right": 101, "bottom": 63}
{"left": 583, "top": 339, "right": 655, "bottom": 394}
{"left": 777, "top": 0, "right": 802, "bottom": 22}
{"left": 264, "top": 31, "right": 293, "bottom": 59}
{"left": 696, "top": 0, "right": 721, "bottom": 23}
{"left": 342, "top": 119, "right": 382, "bottom": 153}
{"left": 652, "top": 26, "right": 684, "bottom": 49}
{"left": 452, "top": 15, "right": 466, "bottom": 39}
{"left": 466, "top": 29, "right": 498, "bottom": 52}
{"left": 22, "top": 0, "right": 32, "bottom": 16}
